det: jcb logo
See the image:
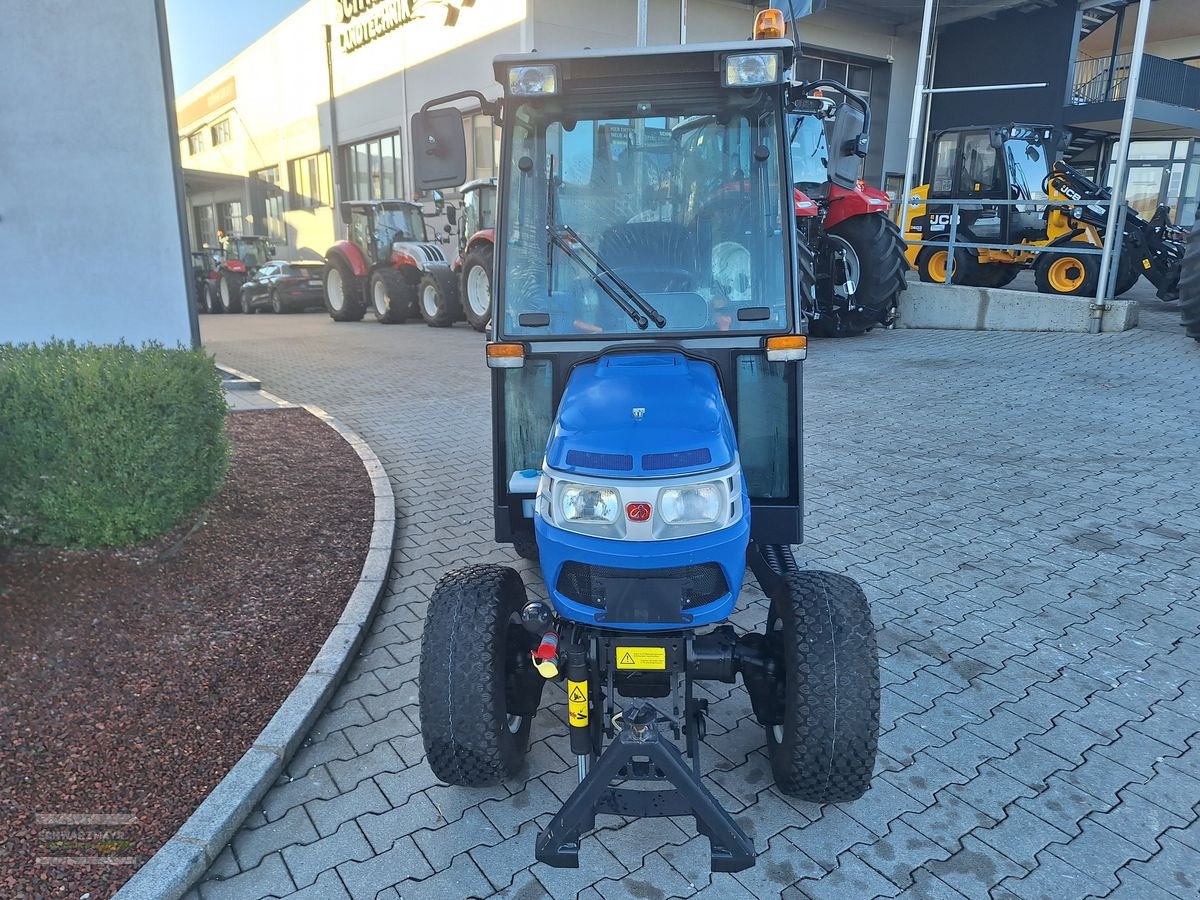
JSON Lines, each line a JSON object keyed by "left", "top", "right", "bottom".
{"left": 929, "top": 213, "right": 956, "bottom": 232}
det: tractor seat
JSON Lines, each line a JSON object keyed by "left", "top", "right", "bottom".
{"left": 599, "top": 223, "right": 696, "bottom": 293}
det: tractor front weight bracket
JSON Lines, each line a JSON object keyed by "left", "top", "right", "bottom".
{"left": 535, "top": 700, "right": 756, "bottom": 872}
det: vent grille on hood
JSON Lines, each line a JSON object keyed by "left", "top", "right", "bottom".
{"left": 565, "top": 450, "right": 633, "bottom": 471}
{"left": 642, "top": 448, "right": 712, "bottom": 471}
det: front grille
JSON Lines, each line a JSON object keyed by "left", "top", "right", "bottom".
{"left": 565, "top": 450, "right": 634, "bottom": 471}
{"left": 557, "top": 562, "right": 728, "bottom": 612}
{"left": 642, "top": 448, "right": 712, "bottom": 471}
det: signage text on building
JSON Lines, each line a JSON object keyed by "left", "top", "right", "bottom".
{"left": 338, "top": 0, "right": 419, "bottom": 53}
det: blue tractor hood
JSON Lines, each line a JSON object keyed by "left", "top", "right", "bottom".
{"left": 546, "top": 352, "right": 737, "bottom": 479}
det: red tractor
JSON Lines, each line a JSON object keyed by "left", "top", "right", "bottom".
{"left": 323, "top": 200, "right": 459, "bottom": 325}
{"left": 203, "top": 235, "right": 275, "bottom": 314}
{"left": 448, "top": 178, "right": 497, "bottom": 331}
{"left": 789, "top": 87, "right": 907, "bottom": 337}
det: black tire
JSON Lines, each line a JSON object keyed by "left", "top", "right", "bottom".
{"left": 1181, "top": 209, "right": 1200, "bottom": 341}
{"left": 764, "top": 570, "right": 880, "bottom": 803}
{"left": 916, "top": 244, "right": 977, "bottom": 286}
{"left": 370, "top": 269, "right": 407, "bottom": 324}
{"left": 512, "top": 532, "right": 539, "bottom": 562}
{"left": 417, "top": 267, "right": 462, "bottom": 327}
{"left": 1113, "top": 252, "right": 1140, "bottom": 297}
{"left": 461, "top": 244, "right": 494, "bottom": 332}
{"left": 1034, "top": 241, "right": 1100, "bottom": 296}
{"left": 270, "top": 290, "right": 288, "bottom": 314}
{"left": 324, "top": 255, "right": 366, "bottom": 322}
{"left": 966, "top": 264, "right": 1021, "bottom": 289}
{"left": 241, "top": 290, "right": 256, "bottom": 314}
{"left": 217, "top": 272, "right": 244, "bottom": 313}
{"left": 202, "top": 284, "right": 219, "bottom": 314}
{"left": 813, "top": 214, "right": 907, "bottom": 337}
{"left": 419, "top": 565, "right": 544, "bottom": 786}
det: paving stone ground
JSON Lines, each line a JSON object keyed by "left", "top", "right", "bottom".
{"left": 190, "top": 287, "right": 1200, "bottom": 900}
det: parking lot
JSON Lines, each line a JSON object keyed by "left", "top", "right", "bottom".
{"left": 192, "top": 295, "right": 1200, "bottom": 900}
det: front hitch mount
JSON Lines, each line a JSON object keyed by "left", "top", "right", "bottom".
{"left": 535, "top": 704, "right": 755, "bottom": 872}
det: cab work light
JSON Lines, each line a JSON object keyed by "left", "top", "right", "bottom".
{"left": 723, "top": 52, "right": 781, "bottom": 87}
{"left": 765, "top": 335, "right": 807, "bottom": 361}
{"left": 486, "top": 342, "right": 525, "bottom": 368}
{"left": 508, "top": 64, "right": 559, "bottom": 96}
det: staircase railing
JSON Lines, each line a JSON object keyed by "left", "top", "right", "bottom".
{"left": 1072, "top": 52, "right": 1200, "bottom": 110}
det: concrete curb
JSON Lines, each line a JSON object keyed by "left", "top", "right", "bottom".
{"left": 215, "top": 362, "right": 262, "bottom": 391}
{"left": 116, "top": 396, "right": 395, "bottom": 900}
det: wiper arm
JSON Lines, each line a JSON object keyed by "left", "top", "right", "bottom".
{"left": 557, "top": 225, "right": 668, "bottom": 328}
{"left": 550, "top": 230, "right": 649, "bottom": 330}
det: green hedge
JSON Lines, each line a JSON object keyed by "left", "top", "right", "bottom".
{"left": 0, "top": 341, "right": 229, "bottom": 548}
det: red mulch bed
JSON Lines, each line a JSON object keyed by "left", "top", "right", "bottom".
{"left": 0, "top": 408, "right": 374, "bottom": 898}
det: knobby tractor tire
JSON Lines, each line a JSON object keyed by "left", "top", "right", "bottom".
{"left": 796, "top": 232, "right": 818, "bottom": 329}
{"left": 324, "top": 255, "right": 366, "bottom": 322}
{"left": 1181, "top": 209, "right": 1200, "bottom": 342}
{"left": 1034, "top": 241, "right": 1100, "bottom": 296}
{"left": 810, "top": 214, "right": 907, "bottom": 338}
{"left": 1113, "top": 251, "right": 1140, "bottom": 297}
{"left": 418, "top": 266, "right": 462, "bottom": 327}
{"left": 765, "top": 570, "right": 880, "bottom": 803}
{"left": 371, "top": 270, "right": 408, "bottom": 324}
{"left": 511, "top": 532, "right": 539, "bottom": 562}
{"left": 461, "top": 244, "right": 495, "bottom": 332}
{"left": 419, "top": 565, "right": 545, "bottom": 786}
{"left": 218, "top": 272, "right": 245, "bottom": 313}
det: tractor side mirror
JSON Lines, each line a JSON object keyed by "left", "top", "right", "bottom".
{"left": 827, "top": 103, "right": 867, "bottom": 189}
{"left": 339, "top": 202, "right": 353, "bottom": 225}
{"left": 445, "top": 205, "right": 457, "bottom": 227}
{"left": 411, "top": 108, "right": 467, "bottom": 190}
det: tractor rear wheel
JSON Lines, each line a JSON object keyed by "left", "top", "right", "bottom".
{"left": 1181, "top": 209, "right": 1200, "bottom": 342}
{"left": 811, "top": 214, "right": 906, "bottom": 338}
{"left": 1034, "top": 241, "right": 1100, "bottom": 296}
{"left": 461, "top": 244, "right": 495, "bottom": 332}
{"left": 419, "top": 565, "right": 544, "bottom": 786}
{"left": 218, "top": 273, "right": 244, "bottom": 313}
{"left": 764, "top": 570, "right": 879, "bottom": 803}
{"left": 324, "top": 256, "right": 366, "bottom": 322}
{"left": 370, "top": 270, "right": 407, "bottom": 324}
{"left": 418, "top": 267, "right": 462, "bottom": 327}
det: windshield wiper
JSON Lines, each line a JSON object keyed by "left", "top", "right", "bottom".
{"left": 544, "top": 158, "right": 666, "bottom": 330}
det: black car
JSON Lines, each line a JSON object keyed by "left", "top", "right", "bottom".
{"left": 240, "top": 260, "right": 327, "bottom": 313}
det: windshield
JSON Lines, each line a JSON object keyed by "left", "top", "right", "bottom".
{"left": 1004, "top": 139, "right": 1051, "bottom": 204}
{"left": 464, "top": 187, "right": 496, "bottom": 234}
{"left": 788, "top": 113, "right": 829, "bottom": 189}
{"left": 376, "top": 207, "right": 425, "bottom": 243}
{"left": 500, "top": 96, "right": 789, "bottom": 337}
{"left": 230, "top": 238, "right": 269, "bottom": 266}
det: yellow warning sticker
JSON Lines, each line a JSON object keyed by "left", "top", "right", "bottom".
{"left": 615, "top": 646, "right": 666, "bottom": 670}
{"left": 567, "top": 679, "right": 589, "bottom": 726}
{"left": 1142, "top": 258, "right": 1152, "bottom": 269}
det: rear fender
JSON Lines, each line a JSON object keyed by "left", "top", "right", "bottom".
{"left": 326, "top": 240, "right": 368, "bottom": 277}
{"left": 823, "top": 182, "right": 892, "bottom": 229}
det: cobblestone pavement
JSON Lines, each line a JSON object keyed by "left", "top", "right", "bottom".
{"left": 190, "top": 294, "right": 1200, "bottom": 900}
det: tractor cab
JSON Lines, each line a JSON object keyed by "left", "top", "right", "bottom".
{"left": 340, "top": 200, "right": 429, "bottom": 263}
{"left": 220, "top": 235, "right": 275, "bottom": 271}
{"left": 409, "top": 17, "right": 879, "bottom": 875}
{"left": 457, "top": 178, "right": 497, "bottom": 256}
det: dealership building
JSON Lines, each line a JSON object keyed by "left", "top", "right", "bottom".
{"left": 177, "top": 0, "right": 1199, "bottom": 261}
{"left": 176, "top": 0, "right": 930, "bottom": 259}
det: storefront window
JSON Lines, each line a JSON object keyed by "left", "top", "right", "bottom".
{"left": 288, "top": 152, "right": 332, "bottom": 209}
{"left": 210, "top": 118, "right": 232, "bottom": 147}
{"left": 193, "top": 205, "right": 216, "bottom": 249}
{"left": 216, "top": 200, "right": 243, "bottom": 237}
{"left": 251, "top": 165, "right": 285, "bottom": 243}
{"left": 342, "top": 133, "right": 404, "bottom": 201}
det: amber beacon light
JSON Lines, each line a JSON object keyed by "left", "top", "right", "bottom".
{"left": 753, "top": 9, "right": 787, "bottom": 40}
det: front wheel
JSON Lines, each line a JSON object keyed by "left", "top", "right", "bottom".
{"left": 371, "top": 270, "right": 407, "bottom": 324}
{"left": 461, "top": 244, "right": 494, "bottom": 332}
{"left": 270, "top": 290, "right": 287, "bottom": 314}
{"left": 324, "top": 256, "right": 366, "bottom": 322}
{"left": 419, "top": 565, "right": 544, "bottom": 786}
{"left": 1034, "top": 241, "right": 1100, "bottom": 296}
{"left": 218, "top": 273, "right": 244, "bottom": 313}
{"left": 764, "top": 570, "right": 879, "bottom": 803}
{"left": 417, "top": 267, "right": 462, "bottom": 327}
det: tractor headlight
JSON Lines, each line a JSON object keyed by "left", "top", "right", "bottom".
{"left": 560, "top": 484, "right": 620, "bottom": 524}
{"left": 723, "top": 52, "right": 781, "bottom": 87}
{"left": 658, "top": 483, "right": 723, "bottom": 525}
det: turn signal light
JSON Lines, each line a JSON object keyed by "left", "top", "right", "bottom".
{"left": 486, "top": 342, "right": 525, "bottom": 368}
{"left": 765, "top": 335, "right": 807, "bottom": 362}
{"left": 754, "top": 9, "right": 786, "bottom": 40}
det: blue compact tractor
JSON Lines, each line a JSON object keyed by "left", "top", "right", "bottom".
{"left": 411, "top": 10, "right": 879, "bottom": 872}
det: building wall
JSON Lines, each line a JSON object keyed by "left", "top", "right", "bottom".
{"left": 1, "top": 0, "right": 192, "bottom": 346}
{"left": 928, "top": 0, "right": 1079, "bottom": 134}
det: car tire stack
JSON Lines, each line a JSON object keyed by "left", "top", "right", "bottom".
{"left": 1181, "top": 206, "right": 1200, "bottom": 342}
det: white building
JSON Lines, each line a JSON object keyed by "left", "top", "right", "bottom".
{"left": 175, "top": 0, "right": 925, "bottom": 259}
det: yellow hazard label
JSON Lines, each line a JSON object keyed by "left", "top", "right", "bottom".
{"left": 1142, "top": 258, "right": 1152, "bottom": 269}
{"left": 567, "top": 679, "right": 589, "bottom": 726}
{"left": 615, "top": 646, "right": 666, "bottom": 670}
